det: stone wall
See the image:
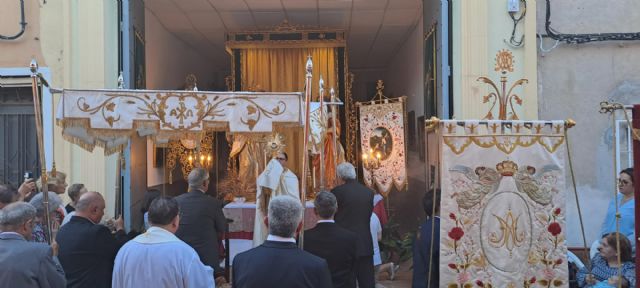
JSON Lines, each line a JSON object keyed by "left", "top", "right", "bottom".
{"left": 537, "top": 0, "right": 640, "bottom": 246}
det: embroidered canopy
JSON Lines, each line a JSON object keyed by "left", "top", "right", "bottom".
{"left": 55, "top": 89, "right": 303, "bottom": 155}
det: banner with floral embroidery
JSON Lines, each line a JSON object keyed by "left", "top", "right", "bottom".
{"left": 359, "top": 100, "right": 407, "bottom": 195}
{"left": 437, "top": 120, "right": 569, "bottom": 288}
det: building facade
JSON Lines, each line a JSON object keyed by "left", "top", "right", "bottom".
{"left": 0, "top": 0, "right": 119, "bottom": 218}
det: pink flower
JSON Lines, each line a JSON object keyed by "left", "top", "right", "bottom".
{"left": 448, "top": 227, "right": 465, "bottom": 241}
{"left": 543, "top": 268, "right": 556, "bottom": 280}
{"left": 457, "top": 271, "right": 471, "bottom": 284}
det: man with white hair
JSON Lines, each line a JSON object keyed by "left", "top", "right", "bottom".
{"left": 112, "top": 197, "right": 215, "bottom": 288}
{"left": 331, "top": 162, "right": 375, "bottom": 288}
{"left": 253, "top": 151, "right": 300, "bottom": 246}
{"left": 175, "top": 167, "right": 226, "bottom": 276}
{"left": 28, "top": 191, "right": 64, "bottom": 243}
{"left": 0, "top": 202, "right": 66, "bottom": 287}
{"left": 233, "top": 195, "right": 331, "bottom": 288}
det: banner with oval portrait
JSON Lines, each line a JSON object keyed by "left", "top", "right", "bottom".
{"left": 436, "top": 120, "right": 569, "bottom": 287}
{"left": 358, "top": 100, "right": 407, "bottom": 195}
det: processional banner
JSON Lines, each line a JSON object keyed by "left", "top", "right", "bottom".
{"left": 359, "top": 101, "right": 407, "bottom": 195}
{"left": 434, "top": 120, "right": 569, "bottom": 287}
{"left": 56, "top": 89, "right": 302, "bottom": 154}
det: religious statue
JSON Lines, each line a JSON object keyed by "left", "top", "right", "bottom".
{"left": 308, "top": 93, "right": 345, "bottom": 191}
{"left": 228, "top": 134, "right": 266, "bottom": 202}
{"left": 226, "top": 83, "right": 270, "bottom": 201}
{"left": 311, "top": 109, "right": 345, "bottom": 190}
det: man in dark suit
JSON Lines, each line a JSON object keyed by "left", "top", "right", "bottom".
{"left": 0, "top": 202, "right": 66, "bottom": 287}
{"left": 56, "top": 191, "right": 127, "bottom": 288}
{"left": 233, "top": 195, "right": 332, "bottom": 288}
{"left": 175, "top": 167, "right": 226, "bottom": 275}
{"left": 412, "top": 190, "right": 440, "bottom": 288}
{"left": 331, "top": 162, "right": 375, "bottom": 288}
{"left": 304, "top": 191, "right": 358, "bottom": 288}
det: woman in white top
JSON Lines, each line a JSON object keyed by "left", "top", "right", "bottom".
{"left": 370, "top": 213, "right": 399, "bottom": 281}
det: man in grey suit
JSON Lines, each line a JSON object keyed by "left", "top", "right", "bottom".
{"left": 0, "top": 201, "right": 66, "bottom": 287}
{"left": 175, "top": 167, "right": 227, "bottom": 275}
{"left": 331, "top": 162, "right": 375, "bottom": 288}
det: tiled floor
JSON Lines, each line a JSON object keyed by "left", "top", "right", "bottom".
{"left": 375, "top": 261, "right": 412, "bottom": 288}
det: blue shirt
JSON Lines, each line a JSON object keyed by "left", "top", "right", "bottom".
{"left": 412, "top": 217, "right": 439, "bottom": 288}
{"left": 600, "top": 193, "right": 635, "bottom": 250}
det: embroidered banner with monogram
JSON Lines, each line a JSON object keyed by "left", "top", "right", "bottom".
{"left": 358, "top": 101, "right": 407, "bottom": 195}
{"left": 437, "top": 120, "right": 568, "bottom": 287}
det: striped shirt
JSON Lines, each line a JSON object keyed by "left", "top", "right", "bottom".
{"left": 577, "top": 253, "right": 635, "bottom": 288}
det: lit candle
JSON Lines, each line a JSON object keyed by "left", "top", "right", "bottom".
{"left": 312, "top": 169, "right": 316, "bottom": 189}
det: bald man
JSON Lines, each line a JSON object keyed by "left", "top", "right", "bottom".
{"left": 56, "top": 192, "right": 128, "bottom": 288}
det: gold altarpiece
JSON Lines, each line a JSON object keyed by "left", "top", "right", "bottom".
{"left": 225, "top": 21, "right": 356, "bottom": 198}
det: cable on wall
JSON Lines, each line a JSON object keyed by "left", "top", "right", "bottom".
{"left": 0, "top": 0, "right": 27, "bottom": 41}
{"left": 537, "top": 33, "right": 559, "bottom": 53}
{"left": 506, "top": 0, "right": 526, "bottom": 47}
{"left": 544, "top": 0, "right": 640, "bottom": 44}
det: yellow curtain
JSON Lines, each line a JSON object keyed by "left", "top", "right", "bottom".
{"left": 239, "top": 47, "right": 338, "bottom": 182}
{"left": 240, "top": 48, "right": 337, "bottom": 96}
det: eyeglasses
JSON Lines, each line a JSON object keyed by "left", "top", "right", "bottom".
{"left": 618, "top": 179, "right": 630, "bottom": 185}
{"left": 276, "top": 157, "right": 286, "bottom": 161}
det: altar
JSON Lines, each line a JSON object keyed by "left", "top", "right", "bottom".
{"left": 222, "top": 200, "right": 318, "bottom": 263}
{"left": 223, "top": 200, "right": 318, "bottom": 240}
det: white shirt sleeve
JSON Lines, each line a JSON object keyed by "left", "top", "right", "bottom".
{"left": 370, "top": 214, "right": 382, "bottom": 241}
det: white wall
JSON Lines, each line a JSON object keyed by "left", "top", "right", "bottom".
{"left": 384, "top": 18, "right": 424, "bottom": 118}
{"left": 144, "top": 9, "right": 222, "bottom": 186}
{"left": 383, "top": 16, "right": 425, "bottom": 186}
{"left": 145, "top": 9, "right": 219, "bottom": 90}
{"left": 537, "top": 0, "right": 640, "bottom": 246}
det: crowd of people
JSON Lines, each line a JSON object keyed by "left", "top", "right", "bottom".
{"left": 0, "top": 164, "right": 636, "bottom": 288}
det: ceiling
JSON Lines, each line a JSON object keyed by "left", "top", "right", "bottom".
{"left": 144, "top": 0, "right": 423, "bottom": 71}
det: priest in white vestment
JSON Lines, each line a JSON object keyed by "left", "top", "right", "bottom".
{"left": 253, "top": 152, "right": 300, "bottom": 247}
{"left": 112, "top": 197, "right": 215, "bottom": 288}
